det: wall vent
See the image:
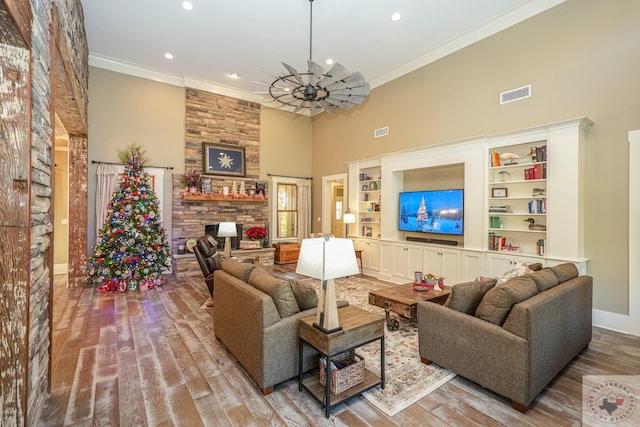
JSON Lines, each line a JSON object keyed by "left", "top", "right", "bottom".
{"left": 374, "top": 127, "right": 389, "bottom": 138}
{"left": 500, "top": 84, "right": 531, "bottom": 104}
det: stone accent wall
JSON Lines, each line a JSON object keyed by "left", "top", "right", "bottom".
{"left": 173, "top": 89, "right": 270, "bottom": 274}
{"left": 22, "top": 0, "right": 88, "bottom": 425}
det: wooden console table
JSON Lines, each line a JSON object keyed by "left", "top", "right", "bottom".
{"left": 368, "top": 283, "right": 451, "bottom": 320}
{"left": 298, "top": 306, "right": 385, "bottom": 418}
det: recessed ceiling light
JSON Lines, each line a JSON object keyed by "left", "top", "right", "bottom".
{"left": 182, "top": 1, "right": 193, "bottom": 11}
{"left": 229, "top": 73, "right": 239, "bottom": 79}
{"left": 391, "top": 12, "right": 402, "bottom": 22}
{"left": 164, "top": 52, "right": 174, "bottom": 59}
{"left": 325, "top": 58, "right": 334, "bottom": 65}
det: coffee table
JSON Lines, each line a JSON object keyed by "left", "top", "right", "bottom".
{"left": 368, "top": 283, "right": 452, "bottom": 320}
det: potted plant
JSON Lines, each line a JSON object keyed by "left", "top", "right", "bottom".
{"left": 246, "top": 226, "right": 267, "bottom": 241}
{"left": 183, "top": 169, "right": 202, "bottom": 193}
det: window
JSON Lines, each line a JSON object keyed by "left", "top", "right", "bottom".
{"left": 277, "top": 183, "right": 298, "bottom": 238}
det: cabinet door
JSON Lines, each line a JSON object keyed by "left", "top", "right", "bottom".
{"left": 358, "top": 239, "right": 380, "bottom": 271}
{"left": 441, "top": 249, "right": 461, "bottom": 285}
{"left": 379, "top": 242, "right": 393, "bottom": 275}
{"left": 487, "top": 252, "right": 541, "bottom": 277}
{"left": 392, "top": 243, "right": 422, "bottom": 281}
{"left": 422, "top": 247, "right": 443, "bottom": 276}
{"left": 460, "top": 251, "right": 484, "bottom": 282}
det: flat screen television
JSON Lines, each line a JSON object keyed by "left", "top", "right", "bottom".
{"left": 398, "top": 189, "right": 464, "bottom": 235}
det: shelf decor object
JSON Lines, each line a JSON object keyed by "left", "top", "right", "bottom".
{"left": 260, "top": 0, "right": 370, "bottom": 115}
{"left": 296, "top": 236, "right": 360, "bottom": 333}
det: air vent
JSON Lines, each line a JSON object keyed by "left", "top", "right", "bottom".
{"left": 500, "top": 85, "right": 531, "bottom": 104}
{"left": 374, "top": 127, "right": 389, "bottom": 138}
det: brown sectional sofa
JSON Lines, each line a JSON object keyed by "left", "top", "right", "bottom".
{"left": 417, "top": 263, "right": 592, "bottom": 412}
{"left": 213, "top": 258, "right": 347, "bottom": 395}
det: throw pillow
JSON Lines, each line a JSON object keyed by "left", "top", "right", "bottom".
{"left": 221, "top": 258, "right": 255, "bottom": 282}
{"left": 204, "top": 253, "right": 223, "bottom": 275}
{"left": 475, "top": 275, "right": 538, "bottom": 326}
{"left": 529, "top": 268, "right": 559, "bottom": 292}
{"left": 495, "top": 262, "right": 534, "bottom": 285}
{"left": 444, "top": 278, "right": 497, "bottom": 315}
{"left": 289, "top": 280, "right": 318, "bottom": 311}
{"left": 248, "top": 269, "right": 300, "bottom": 318}
{"left": 550, "top": 263, "right": 579, "bottom": 282}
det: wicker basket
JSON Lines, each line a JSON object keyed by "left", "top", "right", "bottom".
{"left": 319, "top": 350, "right": 365, "bottom": 395}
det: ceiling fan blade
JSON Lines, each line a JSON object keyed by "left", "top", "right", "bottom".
{"left": 281, "top": 62, "right": 304, "bottom": 85}
{"left": 329, "top": 85, "right": 370, "bottom": 97}
{"left": 318, "top": 100, "right": 339, "bottom": 114}
{"left": 317, "top": 63, "right": 351, "bottom": 88}
{"left": 327, "top": 94, "right": 368, "bottom": 104}
{"left": 324, "top": 71, "right": 366, "bottom": 91}
{"left": 307, "top": 60, "right": 325, "bottom": 83}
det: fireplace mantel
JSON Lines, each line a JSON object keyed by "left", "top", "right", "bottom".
{"left": 181, "top": 194, "right": 267, "bottom": 203}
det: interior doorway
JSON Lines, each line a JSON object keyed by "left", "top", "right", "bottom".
{"left": 53, "top": 115, "right": 69, "bottom": 278}
{"left": 321, "top": 173, "right": 348, "bottom": 237}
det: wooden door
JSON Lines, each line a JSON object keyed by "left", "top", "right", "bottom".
{"left": 0, "top": 34, "right": 31, "bottom": 425}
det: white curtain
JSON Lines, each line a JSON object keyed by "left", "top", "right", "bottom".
{"left": 297, "top": 178, "right": 312, "bottom": 242}
{"left": 95, "top": 164, "right": 120, "bottom": 236}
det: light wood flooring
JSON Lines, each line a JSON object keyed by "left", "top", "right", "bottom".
{"left": 40, "top": 266, "right": 640, "bottom": 426}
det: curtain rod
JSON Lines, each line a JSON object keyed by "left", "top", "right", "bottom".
{"left": 91, "top": 160, "right": 174, "bottom": 170}
{"left": 267, "top": 173, "right": 312, "bottom": 180}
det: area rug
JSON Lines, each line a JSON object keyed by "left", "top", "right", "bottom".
{"left": 297, "top": 276, "right": 456, "bottom": 417}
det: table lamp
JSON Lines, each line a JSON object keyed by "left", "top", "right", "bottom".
{"left": 296, "top": 236, "right": 360, "bottom": 333}
{"left": 343, "top": 208, "right": 356, "bottom": 237}
{"left": 217, "top": 221, "right": 237, "bottom": 258}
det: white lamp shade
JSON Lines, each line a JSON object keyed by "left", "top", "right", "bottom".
{"left": 296, "top": 237, "right": 360, "bottom": 280}
{"left": 343, "top": 213, "right": 356, "bottom": 224}
{"left": 217, "top": 222, "right": 237, "bottom": 237}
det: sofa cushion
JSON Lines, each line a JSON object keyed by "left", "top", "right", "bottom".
{"left": 204, "top": 253, "right": 223, "bottom": 275}
{"left": 475, "top": 276, "right": 538, "bottom": 325}
{"left": 444, "top": 278, "right": 497, "bottom": 314}
{"left": 248, "top": 269, "right": 300, "bottom": 318}
{"left": 529, "top": 268, "right": 560, "bottom": 292}
{"left": 289, "top": 280, "right": 318, "bottom": 311}
{"left": 550, "top": 263, "right": 579, "bottom": 282}
{"left": 221, "top": 258, "right": 256, "bottom": 282}
{"left": 495, "top": 262, "right": 534, "bottom": 285}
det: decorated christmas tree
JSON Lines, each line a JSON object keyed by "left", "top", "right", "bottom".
{"left": 88, "top": 144, "right": 172, "bottom": 292}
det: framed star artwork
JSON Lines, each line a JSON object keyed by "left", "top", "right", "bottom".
{"left": 202, "top": 142, "right": 246, "bottom": 177}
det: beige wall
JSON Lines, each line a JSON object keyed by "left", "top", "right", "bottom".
{"left": 311, "top": 0, "right": 640, "bottom": 315}
{"left": 88, "top": 69, "right": 313, "bottom": 252}
{"left": 87, "top": 67, "right": 187, "bottom": 250}
{"left": 259, "top": 107, "right": 312, "bottom": 179}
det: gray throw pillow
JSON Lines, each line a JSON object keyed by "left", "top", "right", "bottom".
{"left": 529, "top": 268, "right": 559, "bottom": 292}
{"left": 444, "top": 278, "right": 497, "bottom": 315}
{"left": 289, "top": 280, "right": 318, "bottom": 311}
{"left": 248, "top": 269, "right": 300, "bottom": 318}
{"left": 475, "top": 276, "right": 538, "bottom": 326}
{"left": 221, "top": 258, "right": 255, "bottom": 282}
{"left": 550, "top": 263, "right": 579, "bottom": 282}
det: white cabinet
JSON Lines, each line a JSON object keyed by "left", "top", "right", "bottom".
{"left": 379, "top": 241, "right": 393, "bottom": 280}
{"left": 486, "top": 252, "right": 543, "bottom": 277}
{"left": 355, "top": 238, "right": 380, "bottom": 272}
{"left": 460, "top": 250, "right": 484, "bottom": 282}
{"left": 392, "top": 242, "right": 423, "bottom": 282}
{"left": 422, "top": 246, "right": 461, "bottom": 285}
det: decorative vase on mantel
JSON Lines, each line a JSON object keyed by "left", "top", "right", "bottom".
{"left": 189, "top": 186, "right": 197, "bottom": 193}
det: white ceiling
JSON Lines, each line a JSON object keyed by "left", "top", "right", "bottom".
{"left": 81, "top": 0, "right": 564, "bottom": 103}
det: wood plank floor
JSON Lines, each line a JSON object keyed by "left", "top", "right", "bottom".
{"left": 40, "top": 266, "right": 640, "bottom": 426}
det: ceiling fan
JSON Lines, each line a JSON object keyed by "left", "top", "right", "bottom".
{"left": 255, "top": 0, "right": 370, "bottom": 115}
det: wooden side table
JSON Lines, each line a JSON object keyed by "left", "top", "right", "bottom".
{"left": 298, "top": 305, "right": 385, "bottom": 418}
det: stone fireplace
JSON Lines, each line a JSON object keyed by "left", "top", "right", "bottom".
{"left": 172, "top": 88, "right": 275, "bottom": 274}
